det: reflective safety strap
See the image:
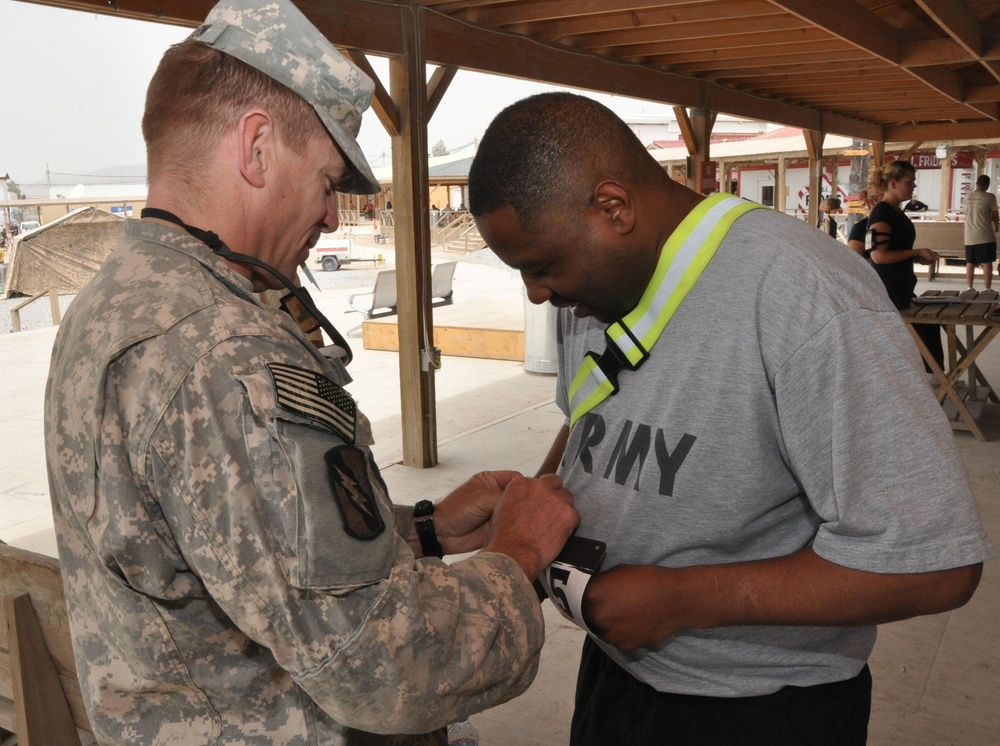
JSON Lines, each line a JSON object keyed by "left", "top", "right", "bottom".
{"left": 568, "top": 194, "right": 763, "bottom": 429}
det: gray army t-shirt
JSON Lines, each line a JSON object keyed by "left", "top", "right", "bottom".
{"left": 555, "top": 207, "right": 993, "bottom": 697}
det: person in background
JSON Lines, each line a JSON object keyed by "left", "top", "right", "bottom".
{"left": 903, "top": 197, "right": 930, "bottom": 212}
{"left": 468, "top": 93, "right": 990, "bottom": 746}
{"left": 867, "top": 160, "right": 944, "bottom": 372}
{"left": 962, "top": 174, "right": 998, "bottom": 291}
{"left": 847, "top": 189, "right": 879, "bottom": 258}
{"left": 43, "top": 2, "right": 579, "bottom": 744}
{"left": 818, "top": 196, "right": 841, "bottom": 240}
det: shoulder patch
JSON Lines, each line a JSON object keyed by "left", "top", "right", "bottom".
{"left": 324, "top": 446, "right": 386, "bottom": 540}
{"left": 267, "top": 362, "right": 357, "bottom": 444}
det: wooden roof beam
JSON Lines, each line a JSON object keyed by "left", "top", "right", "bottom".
{"left": 967, "top": 85, "right": 1000, "bottom": 104}
{"left": 646, "top": 44, "right": 858, "bottom": 68}
{"left": 600, "top": 27, "right": 835, "bottom": 58}
{"left": 902, "top": 37, "right": 1000, "bottom": 67}
{"left": 886, "top": 121, "right": 1000, "bottom": 141}
{"left": 452, "top": 1, "right": 689, "bottom": 27}
{"left": 518, "top": 1, "right": 791, "bottom": 40}
{"left": 417, "top": 9, "right": 882, "bottom": 140}
{"left": 29, "top": 0, "right": 885, "bottom": 142}
{"left": 914, "top": 0, "right": 1000, "bottom": 83}
{"left": 566, "top": 15, "right": 807, "bottom": 49}
{"left": 764, "top": 0, "right": 996, "bottom": 119}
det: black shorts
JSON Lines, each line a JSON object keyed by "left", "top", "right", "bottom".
{"left": 965, "top": 242, "right": 997, "bottom": 264}
{"left": 570, "top": 636, "right": 871, "bottom": 746}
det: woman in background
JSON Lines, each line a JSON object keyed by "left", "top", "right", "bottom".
{"left": 847, "top": 190, "right": 878, "bottom": 258}
{"left": 867, "top": 160, "right": 943, "bottom": 372}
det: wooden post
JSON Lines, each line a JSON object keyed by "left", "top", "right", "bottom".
{"left": 673, "top": 107, "right": 716, "bottom": 194}
{"left": 805, "top": 130, "right": 825, "bottom": 227}
{"left": 776, "top": 155, "right": 787, "bottom": 215}
{"left": 939, "top": 147, "right": 953, "bottom": 221}
{"left": 389, "top": 9, "right": 437, "bottom": 467}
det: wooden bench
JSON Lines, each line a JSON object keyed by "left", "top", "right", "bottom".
{"left": 913, "top": 221, "right": 967, "bottom": 280}
{"left": 0, "top": 542, "right": 92, "bottom": 745}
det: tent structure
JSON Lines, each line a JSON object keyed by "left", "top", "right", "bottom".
{"left": 3, "top": 207, "right": 125, "bottom": 297}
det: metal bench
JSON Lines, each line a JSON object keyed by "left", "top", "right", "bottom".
{"left": 431, "top": 261, "right": 457, "bottom": 307}
{"left": 345, "top": 263, "right": 458, "bottom": 337}
{"left": 348, "top": 269, "right": 398, "bottom": 321}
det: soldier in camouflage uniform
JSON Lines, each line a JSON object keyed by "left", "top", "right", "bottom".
{"left": 43, "top": 1, "right": 579, "bottom": 743}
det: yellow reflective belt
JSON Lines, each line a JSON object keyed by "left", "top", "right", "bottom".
{"left": 568, "top": 194, "right": 763, "bottom": 429}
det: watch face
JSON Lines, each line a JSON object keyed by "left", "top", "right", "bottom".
{"left": 414, "top": 500, "right": 434, "bottom": 516}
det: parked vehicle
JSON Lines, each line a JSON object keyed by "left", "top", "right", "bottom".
{"left": 19, "top": 220, "right": 41, "bottom": 234}
{"left": 312, "top": 233, "right": 351, "bottom": 271}
{"left": 310, "top": 233, "right": 381, "bottom": 271}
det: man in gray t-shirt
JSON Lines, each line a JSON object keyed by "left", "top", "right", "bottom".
{"left": 468, "top": 93, "right": 993, "bottom": 746}
{"left": 963, "top": 174, "right": 999, "bottom": 290}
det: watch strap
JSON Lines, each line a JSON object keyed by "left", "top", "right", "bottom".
{"left": 413, "top": 501, "right": 444, "bottom": 558}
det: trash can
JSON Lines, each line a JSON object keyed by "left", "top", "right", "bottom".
{"left": 523, "top": 292, "right": 558, "bottom": 375}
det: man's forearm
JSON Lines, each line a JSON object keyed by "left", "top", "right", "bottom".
{"left": 583, "top": 547, "right": 982, "bottom": 652}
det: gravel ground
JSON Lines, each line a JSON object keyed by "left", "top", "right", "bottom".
{"left": 0, "top": 247, "right": 505, "bottom": 336}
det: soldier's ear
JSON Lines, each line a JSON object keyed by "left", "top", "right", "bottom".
{"left": 238, "top": 110, "right": 274, "bottom": 189}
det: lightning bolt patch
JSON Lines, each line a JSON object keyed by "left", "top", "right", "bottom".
{"left": 324, "top": 445, "right": 386, "bottom": 540}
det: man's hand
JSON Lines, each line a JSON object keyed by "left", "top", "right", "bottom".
{"left": 432, "top": 470, "right": 522, "bottom": 555}
{"left": 914, "top": 247, "right": 939, "bottom": 264}
{"left": 482, "top": 474, "right": 579, "bottom": 581}
{"left": 582, "top": 565, "right": 681, "bottom": 652}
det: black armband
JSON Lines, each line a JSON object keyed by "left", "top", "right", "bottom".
{"left": 867, "top": 228, "right": 891, "bottom": 249}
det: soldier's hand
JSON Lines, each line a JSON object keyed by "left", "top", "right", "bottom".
{"left": 482, "top": 474, "right": 579, "bottom": 581}
{"left": 432, "top": 470, "right": 522, "bottom": 556}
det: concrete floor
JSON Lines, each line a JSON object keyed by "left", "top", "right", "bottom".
{"left": 1, "top": 264, "right": 997, "bottom": 744}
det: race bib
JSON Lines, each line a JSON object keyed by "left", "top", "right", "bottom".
{"left": 541, "top": 535, "right": 607, "bottom": 634}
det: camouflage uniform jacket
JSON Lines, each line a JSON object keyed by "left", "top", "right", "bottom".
{"left": 44, "top": 219, "right": 544, "bottom": 745}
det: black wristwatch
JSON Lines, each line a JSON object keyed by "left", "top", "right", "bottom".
{"left": 413, "top": 500, "right": 445, "bottom": 558}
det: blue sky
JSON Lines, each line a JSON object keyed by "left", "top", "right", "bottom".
{"left": 0, "top": 0, "right": 681, "bottom": 194}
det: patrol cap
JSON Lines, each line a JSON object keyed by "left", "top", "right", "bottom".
{"left": 190, "top": 0, "right": 379, "bottom": 195}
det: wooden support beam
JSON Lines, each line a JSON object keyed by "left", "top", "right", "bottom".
{"left": 870, "top": 141, "right": 885, "bottom": 167}
{"left": 939, "top": 147, "right": 954, "bottom": 219}
{"left": 341, "top": 49, "right": 401, "bottom": 137}
{"left": 901, "top": 142, "right": 924, "bottom": 161}
{"left": 426, "top": 66, "right": 459, "bottom": 120}
{"left": 776, "top": 155, "right": 787, "bottom": 215}
{"left": 673, "top": 106, "right": 698, "bottom": 157}
{"left": 805, "top": 130, "right": 825, "bottom": 226}
{"left": 389, "top": 9, "right": 438, "bottom": 468}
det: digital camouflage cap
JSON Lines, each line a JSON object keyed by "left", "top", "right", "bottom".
{"left": 191, "top": 0, "right": 379, "bottom": 195}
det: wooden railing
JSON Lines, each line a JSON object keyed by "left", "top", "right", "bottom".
{"left": 434, "top": 213, "right": 484, "bottom": 253}
{"left": 10, "top": 289, "right": 61, "bottom": 333}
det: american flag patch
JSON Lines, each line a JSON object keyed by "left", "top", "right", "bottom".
{"left": 266, "top": 363, "right": 356, "bottom": 444}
